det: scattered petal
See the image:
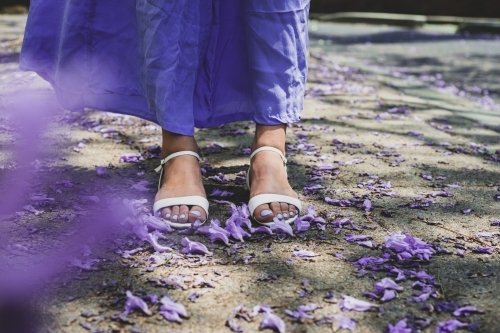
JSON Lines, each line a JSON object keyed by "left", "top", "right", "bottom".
{"left": 436, "top": 319, "right": 469, "bottom": 333}
{"left": 125, "top": 291, "right": 152, "bottom": 316}
{"left": 181, "top": 237, "right": 211, "bottom": 255}
{"left": 270, "top": 218, "right": 294, "bottom": 236}
{"left": 159, "top": 296, "right": 188, "bottom": 322}
{"left": 339, "top": 295, "right": 378, "bottom": 312}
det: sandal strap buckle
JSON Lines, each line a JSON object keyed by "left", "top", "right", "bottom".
{"left": 155, "top": 151, "right": 201, "bottom": 189}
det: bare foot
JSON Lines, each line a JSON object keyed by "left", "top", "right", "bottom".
{"left": 155, "top": 130, "right": 207, "bottom": 225}
{"left": 249, "top": 124, "right": 299, "bottom": 224}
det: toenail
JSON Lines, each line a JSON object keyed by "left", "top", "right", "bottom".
{"left": 172, "top": 215, "right": 178, "bottom": 221}
{"left": 165, "top": 213, "right": 171, "bottom": 219}
{"left": 295, "top": 210, "right": 299, "bottom": 215}
{"left": 277, "top": 214, "right": 283, "bottom": 219}
{"left": 260, "top": 209, "right": 272, "bottom": 217}
{"left": 190, "top": 211, "right": 202, "bottom": 217}
{"left": 283, "top": 213, "right": 288, "bottom": 218}
{"left": 289, "top": 211, "right": 295, "bottom": 216}
{"left": 179, "top": 214, "right": 186, "bottom": 219}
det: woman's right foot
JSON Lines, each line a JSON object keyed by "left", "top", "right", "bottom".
{"left": 155, "top": 131, "right": 207, "bottom": 225}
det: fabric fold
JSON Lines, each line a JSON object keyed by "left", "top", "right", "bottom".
{"left": 20, "top": 0, "right": 310, "bottom": 135}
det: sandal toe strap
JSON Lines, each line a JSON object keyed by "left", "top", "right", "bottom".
{"left": 248, "top": 194, "right": 301, "bottom": 217}
{"left": 153, "top": 196, "right": 209, "bottom": 217}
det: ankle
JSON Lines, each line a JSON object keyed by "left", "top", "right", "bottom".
{"left": 162, "top": 129, "right": 199, "bottom": 158}
{"left": 251, "top": 124, "right": 287, "bottom": 153}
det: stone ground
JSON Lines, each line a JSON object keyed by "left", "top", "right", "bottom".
{"left": 1, "top": 15, "right": 500, "bottom": 333}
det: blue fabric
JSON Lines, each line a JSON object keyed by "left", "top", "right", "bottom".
{"left": 20, "top": 0, "right": 310, "bottom": 136}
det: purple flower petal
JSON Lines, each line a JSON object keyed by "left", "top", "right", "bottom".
{"left": 323, "top": 291, "right": 337, "bottom": 303}
{"left": 436, "top": 319, "right": 469, "bottom": 333}
{"left": 252, "top": 304, "right": 273, "bottom": 316}
{"left": 363, "top": 291, "right": 379, "bottom": 299}
{"left": 362, "top": 199, "right": 373, "bottom": 212}
{"left": 357, "top": 240, "right": 374, "bottom": 248}
{"left": 208, "top": 172, "right": 231, "bottom": 183}
{"left": 294, "top": 217, "right": 311, "bottom": 233}
{"left": 387, "top": 319, "right": 411, "bottom": 333}
{"left": 462, "top": 209, "right": 472, "bottom": 215}
{"left": 208, "top": 220, "right": 230, "bottom": 245}
{"left": 374, "top": 278, "right": 404, "bottom": 293}
{"left": 415, "top": 271, "right": 435, "bottom": 281}
{"left": 292, "top": 250, "right": 319, "bottom": 258}
{"left": 387, "top": 107, "right": 410, "bottom": 115}
{"left": 119, "top": 153, "right": 143, "bottom": 163}
{"left": 384, "top": 233, "right": 435, "bottom": 262}
{"left": 333, "top": 251, "right": 346, "bottom": 260}
{"left": 473, "top": 246, "right": 494, "bottom": 254}
{"left": 421, "top": 174, "right": 433, "bottom": 181}
{"left": 316, "top": 163, "right": 336, "bottom": 171}
{"left": 178, "top": 219, "right": 204, "bottom": 235}
{"left": 225, "top": 219, "right": 250, "bottom": 242}
{"left": 160, "top": 309, "right": 182, "bottom": 323}
{"left": 344, "top": 234, "right": 372, "bottom": 243}
{"left": 125, "top": 291, "right": 152, "bottom": 315}
{"left": 339, "top": 295, "right": 378, "bottom": 312}
{"left": 139, "top": 214, "right": 173, "bottom": 233}
{"left": 144, "top": 294, "right": 158, "bottom": 304}
{"left": 188, "top": 293, "right": 200, "bottom": 303}
{"left": 253, "top": 226, "right": 273, "bottom": 235}
{"left": 159, "top": 296, "right": 188, "bottom": 322}
{"left": 452, "top": 306, "right": 484, "bottom": 317}
{"left": 226, "top": 305, "right": 246, "bottom": 332}
{"left": 325, "top": 197, "right": 353, "bottom": 207}
{"left": 408, "top": 291, "right": 432, "bottom": 303}
{"left": 213, "top": 199, "right": 232, "bottom": 204}
{"left": 210, "top": 188, "right": 234, "bottom": 197}
{"left": 146, "top": 231, "right": 173, "bottom": 252}
{"left": 316, "top": 314, "right": 356, "bottom": 330}
{"left": 284, "top": 303, "right": 319, "bottom": 321}
{"left": 181, "top": 237, "right": 211, "bottom": 255}
{"left": 132, "top": 224, "right": 149, "bottom": 241}
{"left": 260, "top": 312, "right": 286, "bottom": 333}
{"left": 228, "top": 318, "right": 244, "bottom": 333}
{"left": 353, "top": 256, "right": 388, "bottom": 267}
{"left": 333, "top": 315, "right": 356, "bottom": 331}
{"left": 303, "top": 184, "right": 323, "bottom": 195}
{"left": 270, "top": 218, "right": 294, "bottom": 236}
{"left": 380, "top": 289, "right": 397, "bottom": 302}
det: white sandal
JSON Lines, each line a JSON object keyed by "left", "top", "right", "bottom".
{"left": 247, "top": 146, "right": 301, "bottom": 226}
{"left": 152, "top": 151, "right": 209, "bottom": 229}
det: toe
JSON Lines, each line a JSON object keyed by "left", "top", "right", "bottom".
{"left": 288, "top": 204, "right": 297, "bottom": 218}
{"left": 161, "top": 207, "right": 172, "bottom": 220}
{"left": 253, "top": 203, "right": 274, "bottom": 223}
{"left": 171, "top": 206, "right": 180, "bottom": 222}
{"left": 178, "top": 205, "right": 189, "bottom": 223}
{"left": 280, "top": 203, "right": 289, "bottom": 220}
{"left": 270, "top": 202, "right": 283, "bottom": 220}
{"left": 189, "top": 206, "right": 206, "bottom": 223}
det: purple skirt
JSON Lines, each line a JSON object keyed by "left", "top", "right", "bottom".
{"left": 20, "top": 0, "right": 310, "bottom": 135}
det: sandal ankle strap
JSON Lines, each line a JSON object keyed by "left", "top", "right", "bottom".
{"left": 250, "top": 146, "right": 287, "bottom": 165}
{"left": 247, "top": 146, "right": 287, "bottom": 189}
{"left": 155, "top": 151, "right": 201, "bottom": 190}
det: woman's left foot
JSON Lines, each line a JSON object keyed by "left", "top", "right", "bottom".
{"left": 248, "top": 147, "right": 299, "bottom": 224}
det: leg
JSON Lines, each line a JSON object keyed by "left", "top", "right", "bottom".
{"left": 249, "top": 124, "right": 299, "bottom": 223}
{"left": 155, "top": 129, "right": 207, "bottom": 224}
